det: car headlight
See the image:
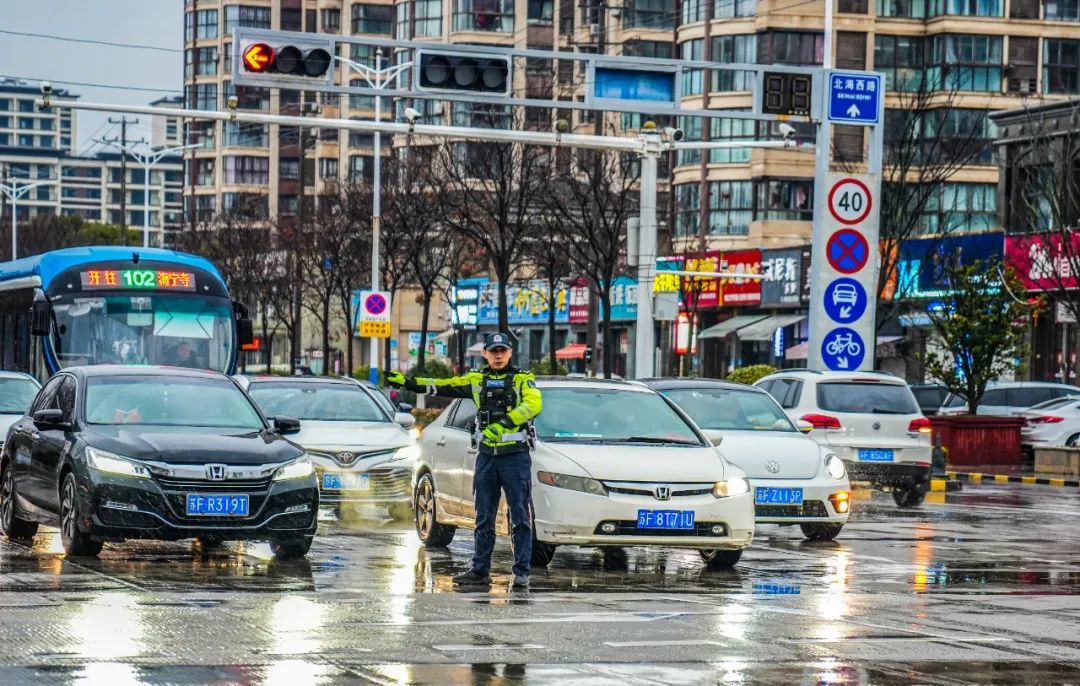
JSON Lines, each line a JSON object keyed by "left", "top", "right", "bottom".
{"left": 712, "top": 476, "right": 750, "bottom": 498}
{"left": 391, "top": 444, "right": 422, "bottom": 462}
{"left": 537, "top": 471, "right": 607, "bottom": 496}
{"left": 273, "top": 456, "right": 315, "bottom": 481}
{"left": 825, "top": 453, "right": 847, "bottom": 480}
{"left": 86, "top": 447, "right": 151, "bottom": 479}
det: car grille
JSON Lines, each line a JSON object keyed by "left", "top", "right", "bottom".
{"left": 603, "top": 482, "right": 714, "bottom": 498}
{"left": 315, "top": 466, "right": 411, "bottom": 499}
{"left": 593, "top": 521, "right": 728, "bottom": 537}
{"left": 153, "top": 475, "right": 273, "bottom": 521}
{"left": 308, "top": 448, "right": 396, "bottom": 467}
{"left": 755, "top": 500, "right": 828, "bottom": 518}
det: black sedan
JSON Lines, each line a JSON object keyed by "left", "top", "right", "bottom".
{"left": 0, "top": 366, "right": 318, "bottom": 558}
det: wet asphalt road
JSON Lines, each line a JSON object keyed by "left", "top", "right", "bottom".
{"left": 0, "top": 483, "right": 1079, "bottom": 685}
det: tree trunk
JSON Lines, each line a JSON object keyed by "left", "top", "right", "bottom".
{"left": 383, "top": 284, "right": 397, "bottom": 372}
{"left": 343, "top": 295, "right": 354, "bottom": 377}
{"left": 260, "top": 303, "right": 272, "bottom": 373}
{"left": 599, "top": 286, "right": 614, "bottom": 379}
{"left": 418, "top": 289, "right": 432, "bottom": 371}
{"left": 321, "top": 295, "right": 331, "bottom": 376}
{"left": 497, "top": 269, "right": 510, "bottom": 334}
{"left": 548, "top": 278, "right": 558, "bottom": 375}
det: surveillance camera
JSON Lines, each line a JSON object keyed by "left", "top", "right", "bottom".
{"left": 227, "top": 96, "right": 239, "bottom": 110}
{"left": 40, "top": 81, "right": 53, "bottom": 96}
{"left": 554, "top": 118, "right": 571, "bottom": 134}
{"left": 663, "top": 127, "right": 685, "bottom": 142}
{"left": 778, "top": 123, "right": 796, "bottom": 139}
{"left": 404, "top": 107, "right": 422, "bottom": 124}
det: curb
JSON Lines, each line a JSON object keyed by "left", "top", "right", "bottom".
{"left": 946, "top": 471, "right": 1080, "bottom": 488}
{"left": 929, "top": 478, "right": 963, "bottom": 492}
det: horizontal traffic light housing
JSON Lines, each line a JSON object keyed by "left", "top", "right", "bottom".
{"left": 416, "top": 49, "right": 511, "bottom": 96}
{"left": 237, "top": 39, "right": 334, "bottom": 84}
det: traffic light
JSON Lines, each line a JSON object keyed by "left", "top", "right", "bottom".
{"left": 583, "top": 346, "right": 593, "bottom": 364}
{"left": 416, "top": 49, "right": 511, "bottom": 97}
{"left": 233, "top": 32, "right": 335, "bottom": 89}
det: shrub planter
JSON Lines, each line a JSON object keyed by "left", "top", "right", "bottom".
{"left": 929, "top": 415, "right": 1024, "bottom": 473}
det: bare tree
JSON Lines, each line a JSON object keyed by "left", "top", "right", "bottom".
{"left": 0, "top": 214, "right": 138, "bottom": 259}
{"left": 331, "top": 181, "right": 373, "bottom": 377}
{"left": 548, "top": 146, "right": 640, "bottom": 377}
{"left": 526, "top": 213, "right": 574, "bottom": 374}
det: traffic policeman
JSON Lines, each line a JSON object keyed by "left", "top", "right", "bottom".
{"left": 386, "top": 332, "right": 542, "bottom": 589}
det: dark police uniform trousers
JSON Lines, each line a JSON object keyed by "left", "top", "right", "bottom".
{"left": 472, "top": 447, "right": 532, "bottom": 577}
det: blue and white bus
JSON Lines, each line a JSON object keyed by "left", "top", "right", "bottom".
{"left": 0, "top": 246, "right": 253, "bottom": 380}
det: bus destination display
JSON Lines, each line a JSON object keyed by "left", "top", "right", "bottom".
{"left": 80, "top": 269, "right": 197, "bottom": 292}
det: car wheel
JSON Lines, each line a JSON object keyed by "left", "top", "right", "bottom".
{"left": 892, "top": 484, "right": 927, "bottom": 508}
{"left": 531, "top": 535, "right": 557, "bottom": 568}
{"left": 700, "top": 548, "right": 743, "bottom": 569}
{"left": 60, "top": 473, "right": 103, "bottom": 557}
{"left": 269, "top": 535, "right": 313, "bottom": 559}
{"left": 1, "top": 461, "right": 38, "bottom": 540}
{"left": 1067, "top": 434, "right": 1080, "bottom": 447}
{"left": 387, "top": 502, "right": 413, "bottom": 522}
{"left": 800, "top": 523, "right": 844, "bottom": 541}
{"left": 414, "top": 473, "right": 455, "bottom": 547}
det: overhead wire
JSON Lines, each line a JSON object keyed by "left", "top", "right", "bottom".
{"left": 0, "top": 29, "right": 182, "bottom": 53}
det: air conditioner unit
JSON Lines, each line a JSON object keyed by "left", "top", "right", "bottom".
{"left": 588, "top": 23, "right": 600, "bottom": 34}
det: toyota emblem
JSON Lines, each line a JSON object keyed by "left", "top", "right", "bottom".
{"left": 655, "top": 485, "right": 671, "bottom": 501}
{"left": 765, "top": 460, "right": 781, "bottom": 474}
{"left": 206, "top": 464, "right": 228, "bottom": 481}
{"left": 337, "top": 451, "right": 355, "bottom": 464}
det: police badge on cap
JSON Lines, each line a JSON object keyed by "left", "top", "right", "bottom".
{"left": 484, "top": 332, "right": 514, "bottom": 351}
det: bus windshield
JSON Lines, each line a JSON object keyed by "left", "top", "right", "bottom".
{"left": 49, "top": 293, "right": 235, "bottom": 373}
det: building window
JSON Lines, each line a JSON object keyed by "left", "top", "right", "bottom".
{"left": 224, "top": 6, "right": 271, "bottom": 33}
{"left": 185, "top": 83, "right": 218, "bottom": 111}
{"left": 223, "top": 82, "right": 271, "bottom": 111}
{"left": 681, "top": 39, "right": 704, "bottom": 96}
{"left": 839, "top": 0, "right": 868, "bottom": 12}
{"left": 674, "top": 184, "right": 701, "bottom": 237}
{"left": 877, "top": 0, "right": 926, "bottom": 16}
{"left": 928, "top": 0, "right": 1002, "bottom": 15}
{"left": 920, "top": 108, "right": 997, "bottom": 164}
{"left": 452, "top": 101, "right": 512, "bottom": 129}
{"left": 195, "top": 9, "right": 218, "bottom": 39}
{"left": 18, "top": 134, "right": 33, "bottom": 147}
{"left": 756, "top": 179, "right": 814, "bottom": 221}
{"left": 195, "top": 47, "right": 217, "bottom": 76}
{"left": 715, "top": 0, "right": 755, "bottom": 17}
{"left": 528, "top": 0, "right": 553, "bottom": 22}
{"left": 321, "top": 8, "right": 341, "bottom": 31}
{"left": 708, "top": 181, "right": 754, "bottom": 235}
{"left": 623, "top": 0, "right": 674, "bottom": 28}
{"left": 927, "top": 35, "right": 1002, "bottom": 92}
{"left": 676, "top": 117, "right": 703, "bottom": 167}
{"left": 18, "top": 117, "right": 33, "bottom": 130}
{"left": 281, "top": 7, "right": 303, "bottom": 30}
{"left": 1044, "top": 39, "right": 1080, "bottom": 94}
{"left": 412, "top": 0, "right": 444, "bottom": 36}
{"left": 0, "top": 133, "right": 8, "bottom": 145}
{"left": 279, "top": 158, "right": 300, "bottom": 179}
{"left": 874, "top": 35, "right": 925, "bottom": 91}
{"left": 623, "top": 41, "right": 673, "bottom": 59}
{"left": 319, "top": 158, "right": 339, "bottom": 178}
{"left": 224, "top": 122, "right": 269, "bottom": 147}
{"left": 1045, "top": 0, "right": 1080, "bottom": 18}
{"left": 349, "top": 155, "right": 374, "bottom": 181}
{"left": 352, "top": 3, "right": 394, "bottom": 34}
{"left": 918, "top": 182, "right": 997, "bottom": 234}
{"left": 760, "top": 31, "right": 824, "bottom": 66}
{"left": 682, "top": 0, "right": 705, "bottom": 23}
{"left": 453, "top": 0, "right": 514, "bottom": 31}
{"left": 18, "top": 100, "right": 34, "bottom": 113}
{"left": 224, "top": 156, "right": 269, "bottom": 185}
{"left": 222, "top": 193, "right": 269, "bottom": 218}
{"left": 709, "top": 116, "right": 755, "bottom": 163}
{"left": 711, "top": 34, "right": 756, "bottom": 91}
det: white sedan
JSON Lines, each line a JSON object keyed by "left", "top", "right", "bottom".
{"left": 413, "top": 379, "right": 755, "bottom": 568}
{"left": 1017, "top": 396, "right": 1080, "bottom": 448}
{"left": 643, "top": 379, "right": 851, "bottom": 540}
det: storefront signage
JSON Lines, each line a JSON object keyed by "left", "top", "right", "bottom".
{"left": 899, "top": 232, "right": 1004, "bottom": 298}
{"left": 761, "top": 247, "right": 804, "bottom": 308}
{"left": 1005, "top": 232, "right": 1080, "bottom": 292}
{"left": 461, "top": 277, "right": 637, "bottom": 326}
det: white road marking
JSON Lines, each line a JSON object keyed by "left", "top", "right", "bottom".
{"left": 434, "top": 644, "right": 545, "bottom": 651}
{"left": 603, "top": 640, "right": 726, "bottom": 648}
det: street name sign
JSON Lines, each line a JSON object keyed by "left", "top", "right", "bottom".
{"left": 826, "top": 72, "right": 882, "bottom": 125}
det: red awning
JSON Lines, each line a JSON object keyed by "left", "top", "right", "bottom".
{"left": 555, "top": 343, "right": 587, "bottom": 360}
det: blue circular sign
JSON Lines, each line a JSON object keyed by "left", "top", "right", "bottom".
{"left": 365, "top": 293, "right": 387, "bottom": 316}
{"left": 824, "top": 278, "right": 867, "bottom": 324}
{"left": 821, "top": 327, "right": 866, "bottom": 371}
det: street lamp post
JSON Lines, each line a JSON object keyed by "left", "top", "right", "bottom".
{"left": 335, "top": 52, "right": 413, "bottom": 382}
{"left": 0, "top": 176, "right": 55, "bottom": 260}
{"left": 97, "top": 140, "right": 201, "bottom": 248}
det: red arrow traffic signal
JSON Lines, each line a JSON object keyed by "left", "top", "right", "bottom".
{"left": 242, "top": 43, "right": 275, "bottom": 73}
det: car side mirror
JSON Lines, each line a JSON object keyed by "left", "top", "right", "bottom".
{"left": 33, "top": 409, "right": 68, "bottom": 429}
{"left": 709, "top": 434, "right": 723, "bottom": 447}
{"left": 796, "top": 419, "right": 814, "bottom": 434}
{"left": 395, "top": 412, "right": 417, "bottom": 429}
{"left": 272, "top": 416, "right": 301, "bottom": 435}
{"left": 31, "top": 291, "right": 51, "bottom": 337}
{"left": 233, "top": 301, "right": 254, "bottom": 347}
{"left": 397, "top": 403, "right": 413, "bottom": 412}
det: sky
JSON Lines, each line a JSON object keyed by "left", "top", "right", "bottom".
{"left": 1, "top": 0, "right": 184, "bottom": 153}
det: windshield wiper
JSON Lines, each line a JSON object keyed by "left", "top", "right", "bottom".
{"left": 622, "top": 436, "right": 701, "bottom": 446}
{"left": 870, "top": 408, "right": 908, "bottom": 414}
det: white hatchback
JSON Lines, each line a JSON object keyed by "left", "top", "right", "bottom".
{"left": 413, "top": 379, "right": 755, "bottom": 568}
{"left": 756, "top": 370, "right": 933, "bottom": 508}
{"left": 642, "top": 379, "right": 851, "bottom": 541}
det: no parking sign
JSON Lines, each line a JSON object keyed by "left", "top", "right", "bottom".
{"left": 358, "top": 290, "right": 392, "bottom": 338}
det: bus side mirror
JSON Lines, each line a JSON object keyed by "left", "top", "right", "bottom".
{"left": 233, "top": 301, "right": 254, "bottom": 347}
{"left": 31, "top": 292, "right": 50, "bottom": 337}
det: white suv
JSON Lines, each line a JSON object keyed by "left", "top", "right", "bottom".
{"left": 755, "top": 370, "right": 933, "bottom": 508}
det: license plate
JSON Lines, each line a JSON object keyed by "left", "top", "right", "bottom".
{"left": 755, "top": 487, "right": 804, "bottom": 505}
{"left": 322, "top": 473, "right": 370, "bottom": 490}
{"left": 858, "top": 449, "right": 894, "bottom": 462}
{"left": 636, "top": 510, "right": 695, "bottom": 530}
{"left": 185, "top": 494, "right": 249, "bottom": 517}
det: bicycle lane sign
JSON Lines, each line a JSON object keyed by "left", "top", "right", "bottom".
{"left": 821, "top": 327, "right": 865, "bottom": 370}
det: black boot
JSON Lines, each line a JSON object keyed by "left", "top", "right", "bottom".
{"left": 453, "top": 570, "right": 492, "bottom": 586}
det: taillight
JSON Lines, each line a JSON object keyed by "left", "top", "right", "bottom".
{"left": 801, "top": 413, "right": 841, "bottom": 430}
{"left": 1029, "top": 415, "right": 1064, "bottom": 424}
{"left": 908, "top": 417, "right": 933, "bottom": 434}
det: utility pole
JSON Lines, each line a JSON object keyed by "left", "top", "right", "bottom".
{"left": 105, "top": 116, "right": 141, "bottom": 246}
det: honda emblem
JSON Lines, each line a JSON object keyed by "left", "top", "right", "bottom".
{"left": 655, "top": 485, "right": 671, "bottom": 501}
{"left": 206, "top": 464, "right": 228, "bottom": 481}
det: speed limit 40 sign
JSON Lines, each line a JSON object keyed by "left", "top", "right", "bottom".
{"left": 827, "top": 177, "right": 872, "bottom": 225}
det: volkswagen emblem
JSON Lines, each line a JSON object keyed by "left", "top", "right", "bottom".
{"left": 765, "top": 460, "right": 781, "bottom": 474}
{"left": 337, "top": 451, "right": 355, "bottom": 464}
{"left": 872, "top": 421, "right": 882, "bottom": 431}
{"left": 654, "top": 485, "right": 671, "bottom": 501}
{"left": 205, "top": 464, "right": 228, "bottom": 481}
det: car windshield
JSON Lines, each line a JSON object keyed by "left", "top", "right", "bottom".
{"left": 534, "top": 387, "right": 706, "bottom": 445}
{"left": 818, "top": 382, "right": 919, "bottom": 414}
{"left": 85, "top": 376, "right": 264, "bottom": 429}
{"left": 365, "top": 385, "right": 397, "bottom": 417}
{"left": 248, "top": 382, "right": 389, "bottom": 422}
{"left": 662, "top": 387, "right": 797, "bottom": 432}
{"left": 49, "top": 293, "right": 235, "bottom": 373}
{"left": 0, "top": 378, "right": 39, "bottom": 414}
